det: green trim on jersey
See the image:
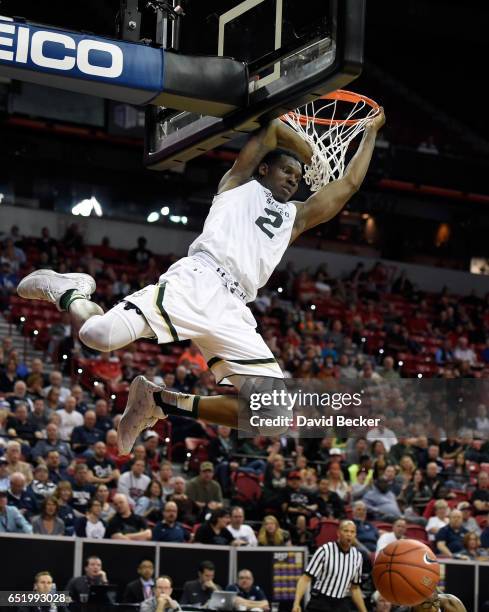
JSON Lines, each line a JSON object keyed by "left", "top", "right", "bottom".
{"left": 155, "top": 283, "right": 179, "bottom": 342}
{"left": 207, "top": 356, "right": 278, "bottom": 368}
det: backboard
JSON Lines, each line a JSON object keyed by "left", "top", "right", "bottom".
{"left": 144, "top": 0, "right": 366, "bottom": 170}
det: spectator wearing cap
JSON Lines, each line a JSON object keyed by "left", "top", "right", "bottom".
{"left": 144, "top": 431, "right": 163, "bottom": 473}
{"left": 0, "top": 457, "right": 9, "bottom": 491}
{"left": 282, "top": 471, "right": 318, "bottom": 525}
{"left": 186, "top": 462, "right": 223, "bottom": 513}
{"left": 436, "top": 509, "right": 468, "bottom": 557}
{"left": 32, "top": 423, "right": 74, "bottom": 468}
{"left": 153, "top": 501, "right": 190, "bottom": 543}
{"left": 86, "top": 441, "right": 120, "bottom": 488}
{"left": 376, "top": 518, "right": 407, "bottom": 553}
{"left": 352, "top": 501, "right": 379, "bottom": 553}
{"left": 0, "top": 489, "right": 32, "bottom": 533}
{"left": 458, "top": 501, "right": 481, "bottom": 535}
{"left": 4, "top": 440, "right": 33, "bottom": 483}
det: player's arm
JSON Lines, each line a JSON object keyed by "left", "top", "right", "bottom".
{"left": 290, "top": 109, "right": 385, "bottom": 242}
{"left": 350, "top": 584, "right": 368, "bottom": 612}
{"left": 218, "top": 120, "right": 313, "bottom": 194}
{"left": 292, "top": 574, "right": 311, "bottom": 612}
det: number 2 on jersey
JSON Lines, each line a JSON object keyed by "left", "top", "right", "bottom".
{"left": 255, "top": 208, "right": 283, "bottom": 238}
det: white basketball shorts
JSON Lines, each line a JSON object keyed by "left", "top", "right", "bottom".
{"left": 124, "top": 255, "right": 283, "bottom": 384}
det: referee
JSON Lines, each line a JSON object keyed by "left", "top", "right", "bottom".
{"left": 292, "top": 520, "right": 367, "bottom": 612}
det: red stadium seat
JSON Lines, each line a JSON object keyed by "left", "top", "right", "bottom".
{"left": 232, "top": 472, "right": 262, "bottom": 505}
{"left": 405, "top": 524, "right": 429, "bottom": 545}
{"left": 315, "top": 519, "right": 340, "bottom": 547}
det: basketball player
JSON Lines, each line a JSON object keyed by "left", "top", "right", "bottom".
{"left": 17, "top": 109, "right": 385, "bottom": 453}
{"left": 410, "top": 592, "right": 467, "bottom": 611}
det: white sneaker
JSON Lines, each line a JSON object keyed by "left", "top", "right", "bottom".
{"left": 118, "top": 375, "right": 167, "bottom": 454}
{"left": 17, "top": 269, "right": 96, "bottom": 310}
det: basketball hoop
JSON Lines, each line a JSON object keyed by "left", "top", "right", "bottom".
{"left": 282, "top": 90, "right": 381, "bottom": 192}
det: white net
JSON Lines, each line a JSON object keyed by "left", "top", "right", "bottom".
{"left": 283, "top": 91, "right": 379, "bottom": 192}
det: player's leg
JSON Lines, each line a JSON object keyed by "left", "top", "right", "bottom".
{"left": 16, "top": 269, "right": 154, "bottom": 351}
{"left": 17, "top": 269, "right": 102, "bottom": 330}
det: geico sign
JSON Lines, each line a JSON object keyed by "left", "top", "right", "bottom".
{"left": 0, "top": 16, "right": 123, "bottom": 78}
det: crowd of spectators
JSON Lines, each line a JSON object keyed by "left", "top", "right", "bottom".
{"left": 2, "top": 225, "right": 489, "bottom": 597}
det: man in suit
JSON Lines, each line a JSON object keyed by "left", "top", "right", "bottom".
{"left": 123, "top": 560, "right": 155, "bottom": 603}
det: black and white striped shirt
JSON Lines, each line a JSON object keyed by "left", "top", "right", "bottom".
{"left": 305, "top": 541, "right": 363, "bottom": 598}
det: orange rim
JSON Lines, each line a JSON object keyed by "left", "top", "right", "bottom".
{"left": 283, "top": 89, "right": 380, "bottom": 127}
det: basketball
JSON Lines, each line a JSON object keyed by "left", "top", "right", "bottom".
{"left": 372, "top": 539, "right": 440, "bottom": 606}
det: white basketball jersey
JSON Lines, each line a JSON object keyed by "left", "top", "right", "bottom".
{"left": 188, "top": 179, "right": 296, "bottom": 301}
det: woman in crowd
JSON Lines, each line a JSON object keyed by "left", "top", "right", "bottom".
{"left": 325, "top": 461, "right": 350, "bottom": 501}
{"left": 194, "top": 509, "right": 234, "bottom": 545}
{"left": 94, "top": 483, "right": 115, "bottom": 522}
{"left": 31, "top": 496, "right": 65, "bottom": 535}
{"left": 258, "top": 515, "right": 290, "bottom": 546}
{"left": 74, "top": 498, "right": 107, "bottom": 538}
{"left": 399, "top": 468, "right": 433, "bottom": 516}
{"left": 457, "top": 532, "right": 489, "bottom": 561}
{"left": 444, "top": 451, "right": 471, "bottom": 491}
{"left": 54, "top": 480, "right": 77, "bottom": 535}
{"left": 398, "top": 454, "right": 417, "bottom": 486}
{"left": 135, "top": 479, "right": 164, "bottom": 522}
